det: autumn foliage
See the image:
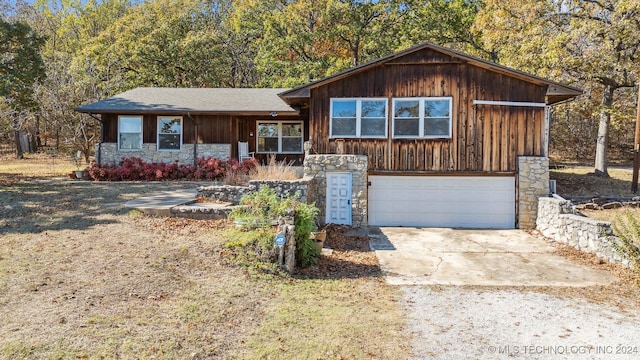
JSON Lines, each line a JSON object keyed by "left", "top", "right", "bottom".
{"left": 87, "top": 157, "right": 257, "bottom": 181}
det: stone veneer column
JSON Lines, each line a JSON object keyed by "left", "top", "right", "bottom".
{"left": 303, "top": 154, "right": 368, "bottom": 227}
{"left": 518, "top": 156, "right": 549, "bottom": 229}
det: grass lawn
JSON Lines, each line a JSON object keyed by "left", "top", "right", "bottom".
{"left": 550, "top": 166, "right": 637, "bottom": 198}
{"left": 0, "top": 156, "right": 410, "bottom": 359}
{"left": 550, "top": 166, "right": 640, "bottom": 222}
{"left": 0, "top": 152, "right": 77, "bottom": 185}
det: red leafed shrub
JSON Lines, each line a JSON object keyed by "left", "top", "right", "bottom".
{"left": 87, "top": 157, "right": 257, "bottom": 182}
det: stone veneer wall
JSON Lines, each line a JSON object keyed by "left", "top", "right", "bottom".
{"left": 197, "top": 177, "right": 314, "bottom": 204}
{"left": 518, "top": 156, "right": 549, "bottom": 229}
{"left": 303, "top": 154, "right": 368, "bottom": 227}
{"left": 537, "top": 196, "right": 631, "bottom": 268}
{"left": 95, "top": 143, "right": 231, "bottom": 165}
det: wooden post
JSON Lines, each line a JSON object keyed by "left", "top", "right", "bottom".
{"left": 632, "top": 85, "right": 640, "bottom": 193}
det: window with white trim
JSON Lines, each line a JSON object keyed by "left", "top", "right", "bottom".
{"left": 330, "top": 98, "right": 387, "bottom": 138}
{"left": 157, "top": 116, "right": 182, "bottom": 151}
{"left": 118, "top": 115, "right": 142, "bottom": 150}
{"left": 392, "top": 97, "right": 452, "bottom": 138}
{"left": 257, "top": 121, "right": 303, "bottom": 153}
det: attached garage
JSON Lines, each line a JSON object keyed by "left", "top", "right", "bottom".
{"left": 368, "top": 175, "right": 516, "bottom": 229}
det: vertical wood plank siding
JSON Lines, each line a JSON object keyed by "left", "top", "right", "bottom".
{"left": 100, "top": 113, "right": 307, "bottom": 164}
{"left": 308, "top": 48, "right": 547, "bottom": 172}
{"left": 102, "top": 114, "right": 237, "bottom": 144}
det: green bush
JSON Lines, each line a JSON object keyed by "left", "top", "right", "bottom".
{"left": 293, "top": 202, "right": 320, "bottom": 267}
{"left": 612, "top": 210, "right": 640, "bottom": 270}
{"left": 221, "top": 227, "right": 278, "bottom": 266}
{"left": 229, "top": 187, "right": 282, "bottom": 229}
{"left": 229, "top": 186, "right": 320, "bottom": 268}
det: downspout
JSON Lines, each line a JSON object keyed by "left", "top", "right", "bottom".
{"left": 87, "top": 113, "right": 103, "bottom": 164}
{"left": 187, "top": 113, "right": 197, "bottom": 165}
{"left": 544, "top": 106, "right": 551, "bottom": 157}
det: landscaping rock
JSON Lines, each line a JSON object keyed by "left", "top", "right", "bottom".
{"left": 601, "top": 202, "right": 623, "bottom": 209}
{"left": 575, "top": 203, "right": 599, "bottom": 210}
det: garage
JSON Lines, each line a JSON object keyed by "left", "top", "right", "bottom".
{"left": 368, "top": 175, "right": 515, "bottom": 229}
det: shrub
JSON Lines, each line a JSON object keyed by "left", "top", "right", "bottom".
{"left": 221, "top": 227, "right": 278, "bottom": 268}
{"left": 612, "top": 210, "right": 640, "bottom": 270}
{"left": 293, "top": 202, "right": 321, "bottom": 267}
{"left": 86, "top": 157, "right": 257, "bottom": 182}
{"left": 229, "top": 186, "right": 320, "bottom": 268}
{"left": 229, "top": 186, "right": 283, "bottom": 228}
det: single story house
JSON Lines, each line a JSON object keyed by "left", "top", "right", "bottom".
{"left": 77, "top": 42, "right": 582, "bottom": 229}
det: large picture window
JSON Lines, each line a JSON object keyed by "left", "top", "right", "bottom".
{"left": 257, "top": 121, "right": 303, "bottom": 153}
{"left": 392, "top": 97, "right": 452, "bottom": 138}
{"left": 330, "top": 98, "right": 387, "bottom": 138}
{"left": 157, "top": 116, "right": 182, "bottom": 151}
{"left": 118, "top": 115, "right": 142, "bottom": 150}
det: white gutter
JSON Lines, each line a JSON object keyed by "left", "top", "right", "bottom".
{"left": 473, "top": 100, "right": 547, "bottom": 107}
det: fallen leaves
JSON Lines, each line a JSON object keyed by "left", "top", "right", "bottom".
{"left": 297, "top": 224, "right": 382, "bottom": 280}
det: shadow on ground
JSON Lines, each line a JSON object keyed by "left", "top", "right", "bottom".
{"left": 0, "top": 181, "right": 199, "bottom": 235}
{"left": 296, "top": 225, "right": 384, "bottom": 280}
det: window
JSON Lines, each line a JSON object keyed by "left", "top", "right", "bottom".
{"left": 257, "top": 121, "right": 303, "bottom": 153}
{"left": 157, "top": 116, "right": 182, "bottom": 151}
{"left": 392, "top": 97, "right": 452, "bottom": 138}
{"left": 330, "top": 98, "right": 387, "bottom": 138}
{"left": 118, "top": 115, "right": 142, "bottom": 150}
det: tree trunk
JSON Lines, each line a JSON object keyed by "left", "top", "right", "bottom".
{"left": 12, "top": 113, "right": 23, "bottom": 159}
{"left": 351, "top": 37, "right": 360, "bottom": 66}
{"left": 35, "top": 114, "right": 41, "bottom": 149}
{"left": 13, "top": 130, "right": 23, "bottom": 159}
{"left": 594, "top": 84, "right": 615, "bottom": 177}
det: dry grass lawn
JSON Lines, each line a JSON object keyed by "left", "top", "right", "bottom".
{"left": 0, "top": 152, "right": 77, "bottom": 184}
{"left": 550, "top": 166, "right": 636, "bottom": 198}
{"left": 550, "top": 166, "right": 639, "bottom": 222}
{"left": 0, "top": 156, "right": 409, "bottom": 359}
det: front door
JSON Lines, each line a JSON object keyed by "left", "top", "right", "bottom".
{"left": 326, "top": 172, "right": 352, "bottom": 225}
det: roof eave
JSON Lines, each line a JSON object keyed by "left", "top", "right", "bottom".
{"left": 279, "top": 41, "right": 584, "bottom": 103}
{"left": 75, "top": 108, "right": 300, "bottom": 116}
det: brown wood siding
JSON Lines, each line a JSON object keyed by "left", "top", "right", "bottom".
{"left": 101, "top": 114, "right": 117, "bottom": 142}
{"left": 102, "top": 114, "right": 236, "bottom": 145}
{"left": 309, "top": 49, "right": 547, "bottom": 172}
{"left": 100, "top": 113, "right": 308, "bottom": 164}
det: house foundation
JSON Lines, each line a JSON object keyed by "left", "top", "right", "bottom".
{"left": 95, "top": 143, "right": 231, "bottom": 165}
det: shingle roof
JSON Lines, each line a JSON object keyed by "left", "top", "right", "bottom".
{"left": 76, "top": 87, "right": 298, "bottom": 115}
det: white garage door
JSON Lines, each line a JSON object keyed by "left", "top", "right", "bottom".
{"left": 369, "top": 176, "right": 515, "bottom": 229}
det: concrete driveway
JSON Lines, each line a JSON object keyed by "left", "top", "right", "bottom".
{"left": 369, "top": 227, "right": 618, "bottom": 286}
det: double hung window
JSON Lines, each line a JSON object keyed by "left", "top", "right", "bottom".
{"left": 157, "top": 116, "right": 182, "bottom": 151}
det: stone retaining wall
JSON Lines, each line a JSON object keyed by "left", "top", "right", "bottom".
{"left": 197, "top": 184, "right": 255, "bottom": 204}
{"left": 537, "top": 196, "right": 631, "bottom": 268}
{"left": 252, "top": 177, "right": 315, "bottom": 204}
{"left": 303, "top": 154, "right": 368, "bottom": 227}
{"left": 518, "top": 156, "right": 549, "bottom": 229}
{"left": 196, "top": 177, "right": 314, "bottom": 204}
{"left": 95, "top": 143, "right": 231, "bottom": 165}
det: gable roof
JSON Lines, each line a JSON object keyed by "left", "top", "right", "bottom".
{"left": 279, "top": 42, "right": 583, "bottom": 105}
{"left": 76, "top": 87, "right": 298, "bottom": 115}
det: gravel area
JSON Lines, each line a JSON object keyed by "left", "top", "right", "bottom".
{"left": 402, "top": 286, "right": 640, "bottom": 360}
